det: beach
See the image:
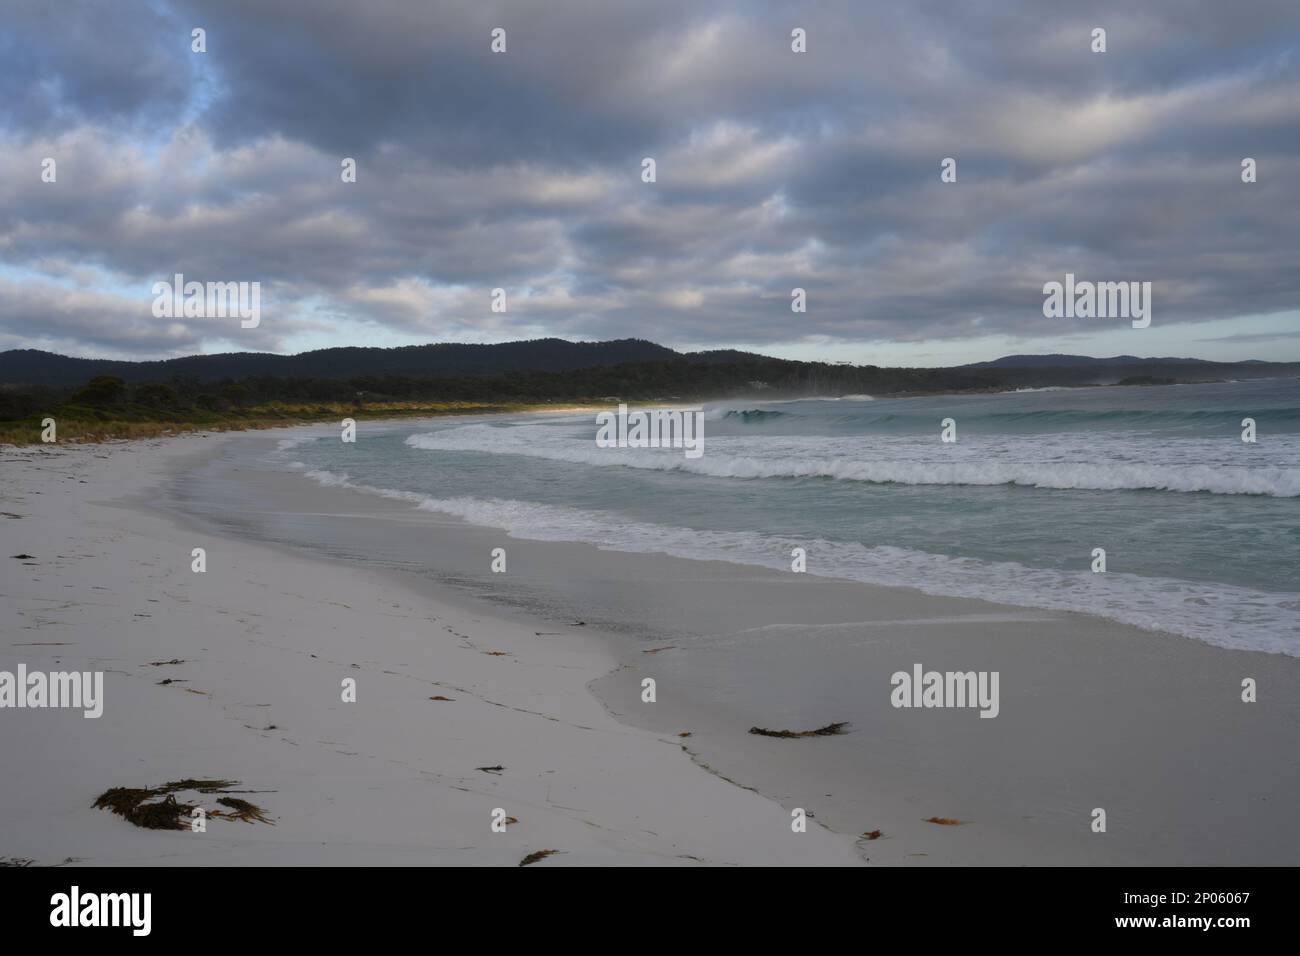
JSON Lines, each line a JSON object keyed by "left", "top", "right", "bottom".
{"left": 4, "top": 421, "right": 1297, "bottom": 866}
{"left": 0, "top": 433, "right": 864, "bottom": 866}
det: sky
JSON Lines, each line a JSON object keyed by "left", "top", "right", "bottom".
{"left": 1, "top": 0, "right": 1298, "bottom": 367}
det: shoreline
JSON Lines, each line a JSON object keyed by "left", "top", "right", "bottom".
{"left": 0, "top": 434, "right": 861, "bottom": 866}
{"left": 0, "top": 404, "right": 613, "bottom": 447}
{"left": 16, "top": 371, "right": 1299, "bottom": 446}
{"left": 155, "top": 425, "right": 1300, "bottom": 864}
{"left": 6, "top": 426, "right": 1300, "bottom": 865}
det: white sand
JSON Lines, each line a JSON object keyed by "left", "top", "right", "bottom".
{"left": 0, "top": 436, "right": 862, "bottom": 866}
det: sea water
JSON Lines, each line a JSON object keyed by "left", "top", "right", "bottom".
{"left": 282, "top": 378, "right": 1300, "bottom": 656}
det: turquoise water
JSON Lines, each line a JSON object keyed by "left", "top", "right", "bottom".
{"left": 279, "top": 378, "right": 1300, "bottom": 655}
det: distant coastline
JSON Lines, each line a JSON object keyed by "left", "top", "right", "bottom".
{"left": 3, "top": 339, "right": 1297, "bottom": 444}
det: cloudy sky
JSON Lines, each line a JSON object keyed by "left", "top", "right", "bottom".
{"left": 2, "top": 0, "right": 1298, "bottom": 366}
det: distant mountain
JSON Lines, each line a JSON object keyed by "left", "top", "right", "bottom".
{"left": 683, "top": 348, "right": 764, "bottom": 364}
{"left": 1, "top": 342, "right": 1294, "bottom": 395}
{"left": 0, "top": 339, "right": 765, "bottom": 387}
{"left": 964, "top": 354, "right": 1216, "bottom": 369}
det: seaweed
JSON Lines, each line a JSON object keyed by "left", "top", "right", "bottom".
{"left": 164, "top": 779, "right": 235, "bottom": 791}
{"left": 94, "top": 788, "right": 192, "bottom": 830}
{"left": 748, "top": 722, "right": 848, "bottom": 738}
{"left": 131, "top": 795, "right": 191, "bottom": 830}
{"left": 924, "top": 816, "right": 964, "bottom": 826}
{"left": 92, "top": 779, "right": 268, "bottom": 830}
{"left": 212, "top": 797, "right": 275, "bottom": 825}
{"left": 519, "top": 849, "right": 559, "bottom": 867}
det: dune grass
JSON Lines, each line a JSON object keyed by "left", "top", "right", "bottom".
{"left": 0, "top": 400, "right": 598, "bottom": 445}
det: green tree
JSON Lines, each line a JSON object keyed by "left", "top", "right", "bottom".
{"left": 73, "top": 375, "right": 126, "bottom": 406}
{"left": 220, "top": 382, "right": 249, "bottom": 408}
{"left": 135, "top": 382, "right": 179, "bottom": 408}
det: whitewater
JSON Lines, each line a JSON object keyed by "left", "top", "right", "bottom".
{"left": 280, "top": 377, "right": 1300, "bottom": 655}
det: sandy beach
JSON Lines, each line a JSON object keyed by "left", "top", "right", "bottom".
{"left": 0, "top": 433, "right": 863, "bottom": 866}
{"left": 3, "top": 425, "right": 1298, "bottom": 866}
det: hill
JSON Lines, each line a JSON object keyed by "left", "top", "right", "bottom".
{"left": 0, "top": 338, "right": 760, "bottom": 388}
{"left": 962, "top": 354, "right": 1215, "bottom": 369}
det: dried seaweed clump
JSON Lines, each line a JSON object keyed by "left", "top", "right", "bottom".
{"left": 748, "top": 722, "right": 848, "bottom": 739}
{"left": 924, "top": 816, "right": 964, "bottom": 826}
{"left": 92, "top": 779, "right": 271, "bottom": 830}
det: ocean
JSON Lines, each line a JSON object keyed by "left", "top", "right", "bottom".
{"left": 279, "top": 377, "right": 1300, "bottom": 656}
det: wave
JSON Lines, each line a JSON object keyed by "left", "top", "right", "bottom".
{"left": 404, "top": 429, "right": 1300, "bottom": 496}
{"left": 275, "top": 435, "right": 314, "bottom": 451}
{"left": 289, "top": 470, "right": 1300, "bottom": 656}
{"left": 705, "top": 396, "right": 875, "bottom": 418}
{"left": 720, "top": 409, "right": 789, "bottom": 423}
{"left": 694, "top": 404, "right": 1300, "bottom": 433}
{"left": 834, "top": 407, "right": 1300, "bottom": 429}
{"left": 977, "top": 407, "right": 1300, "bottom": 426}
{"left": 738, "top": 395, "right": 874, "bottom": 404}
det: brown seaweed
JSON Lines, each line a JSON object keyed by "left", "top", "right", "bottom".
{"left": 748, "top": 722, "right": 848, "bottom": 738}
{"left": 519, "top": 849, "right": 559, "bottom": 867}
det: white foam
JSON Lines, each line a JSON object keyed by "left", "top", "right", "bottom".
{"left": 405, "top": 426, "right": 1300, "bottom": 497}
{"left": 293, "top": 466, "right": 1300, "bottom": 656}
{"left": 275, "top": 435, "right": 314, "bottom": 452}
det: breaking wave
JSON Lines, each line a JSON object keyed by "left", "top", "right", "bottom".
{"left": 405, "top": 428, "right": 1300, "bottom": 497}
{"left": 292, "top": 470, "right": 1300, "bottom": 656}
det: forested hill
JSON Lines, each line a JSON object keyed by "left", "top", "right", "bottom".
{"left": 1, "top": 340, "right": 1296, "bottom": 412}
{"left": 0, "top": 338, "right": 759, "bottom": 387}
{"left": 4, "top": 340, "right": 1294, "bottom": 391}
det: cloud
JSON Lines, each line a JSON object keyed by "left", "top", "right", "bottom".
{"left": 0, "top": 0, "right": 1297, "bottom": 359}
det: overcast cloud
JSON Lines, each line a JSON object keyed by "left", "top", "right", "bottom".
{"left": 1, "top": 0, "right": 1298, "bottom": 363}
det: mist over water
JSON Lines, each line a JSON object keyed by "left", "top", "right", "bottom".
{"left": 283, "top": 379, "right": 1300, "bottom": 655}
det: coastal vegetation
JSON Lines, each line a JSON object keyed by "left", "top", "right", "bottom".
{"left": 2, "top": 341, "right": 1294, "bottom": 444}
